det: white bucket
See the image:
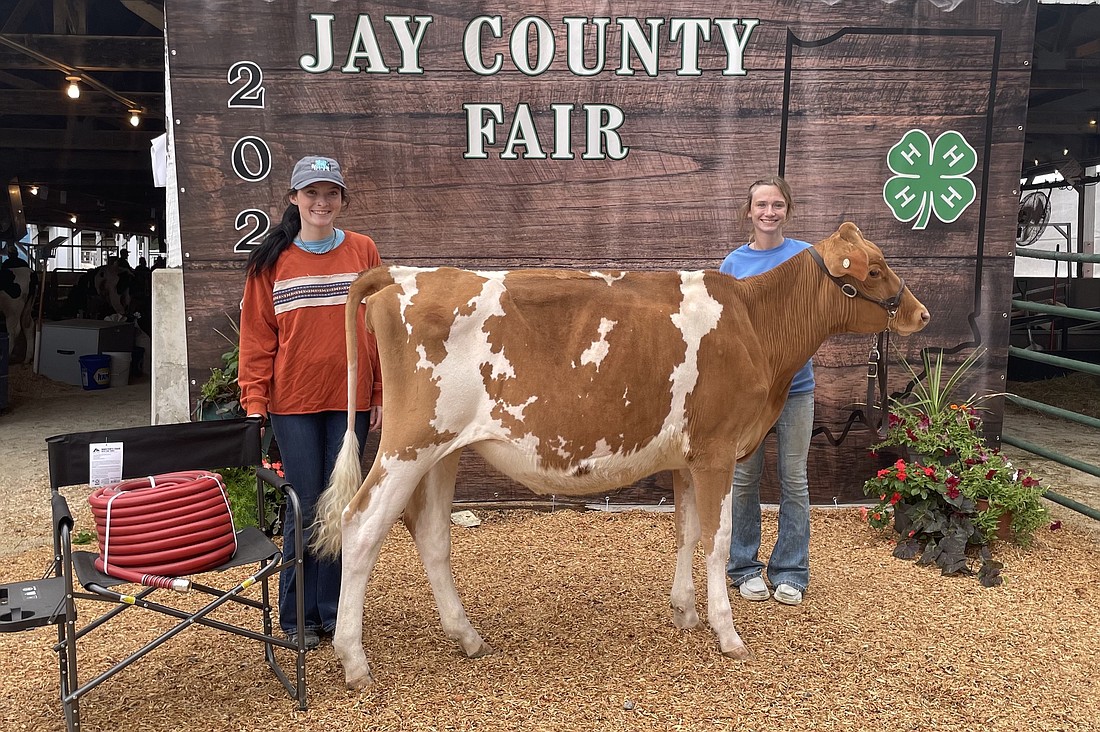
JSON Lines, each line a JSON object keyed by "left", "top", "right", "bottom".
{"left": 103, "top": 351, "right": 132, "bottom": 388}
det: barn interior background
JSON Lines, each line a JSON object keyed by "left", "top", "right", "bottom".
{"left": 3, "top": 0, "right": 1099, "bottom": 504}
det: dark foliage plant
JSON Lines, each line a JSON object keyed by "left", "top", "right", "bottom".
{"left": 864, "top": 446, "right": 1049, "bottom": 588}
{"left": 863, "top": 458, "right": 1004, "bottom": 587}
{"left": 195, "top": 314, "right": 243, "bottom": 419}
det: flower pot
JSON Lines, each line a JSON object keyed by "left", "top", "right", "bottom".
{"left": 975, "top": 499, "right": 1014, "bottom": 541}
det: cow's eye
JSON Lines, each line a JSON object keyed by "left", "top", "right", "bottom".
{"left": 869, "top": 268, "right": 882, "bottom": 278}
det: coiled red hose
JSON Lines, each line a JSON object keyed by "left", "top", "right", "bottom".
{"left": 88, "top": 471, "right": 238, "bottom": 590}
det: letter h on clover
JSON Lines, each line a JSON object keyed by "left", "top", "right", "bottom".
{"left": 882, "top": 129, "right": 978, "bottom": 230}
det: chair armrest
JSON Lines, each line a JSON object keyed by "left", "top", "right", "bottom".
{"left": 256, "top": 466, "right": 290, "bottom": 493}
{"left": 51, "top": 492, "right": 73, "bottom": 533}
{"left": 255, "top": 467, "right": 301, "bottom": 539}
{"left": 48, "top": 493, "right": 76, "bottom": 589}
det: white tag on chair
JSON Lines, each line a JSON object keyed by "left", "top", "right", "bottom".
{"left": 88, "top": 443, "right": 124, "bottom": 487}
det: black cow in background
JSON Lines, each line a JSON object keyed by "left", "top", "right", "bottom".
{"left": 1, "top": 247, "right": 38, "bottom": 362}
{"left": 61, "top": 258, "right": 138, "bottom": 323}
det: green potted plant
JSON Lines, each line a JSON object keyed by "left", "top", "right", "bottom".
{"left": 195, "top": 314, "right": 243, "bottom": 421}
{"left": 873, "top": 347, "right": 992, "bottom": 464}
{"left": 956, "top": 451, "right": 1049, "bottom": 545}
{"left": 862, "top": 346, "right": 1053, "bottom": 585}
{"left": 220, "top": 455, "right": 285, "bottom": 531}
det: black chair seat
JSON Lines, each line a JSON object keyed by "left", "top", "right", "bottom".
{"left": 0, "top": 575, "right": 73, "bottom": 631}
{"left": 71, "top": 527, "right": 280, "bottom": 590}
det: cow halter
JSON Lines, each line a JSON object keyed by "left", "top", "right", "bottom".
{"left": 806, "top": 247, "right": 902, "bottom": 439}
{"left": 805, "top": 248, "right": 905, "bottom": 321}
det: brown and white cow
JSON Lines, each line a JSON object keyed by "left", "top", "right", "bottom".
{"left": 316, "top": 222, "right": 929, "bottom": 689}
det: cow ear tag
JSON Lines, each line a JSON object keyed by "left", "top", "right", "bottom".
{"left": 842, "top": 258, "right": 851, "bottom": 269}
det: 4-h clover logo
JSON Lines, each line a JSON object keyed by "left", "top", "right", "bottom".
{"left": 883, "top": 129, "right": 977, "bottom": 230}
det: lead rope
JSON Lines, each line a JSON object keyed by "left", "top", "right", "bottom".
{"left": 865, "top": 330, "right": 891, "bottom": 440}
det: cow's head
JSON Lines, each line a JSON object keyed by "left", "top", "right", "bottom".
{"left": 814, "top": 222, "right": 929, "bottom": 336}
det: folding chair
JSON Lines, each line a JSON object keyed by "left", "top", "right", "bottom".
{"left": 0, "top": 417, "right": 307, "bottom": 732}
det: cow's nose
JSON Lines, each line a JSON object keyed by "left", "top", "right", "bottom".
{"left": 920, "top": 309, "right": 930, "bottom": 324}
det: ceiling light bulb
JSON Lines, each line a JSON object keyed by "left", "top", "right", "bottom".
{"left": 1063, "top": 148, "right": 1069, "bottom": 156}
{"left": 29, "top": 185, "right": 38, "bottom": 196}
{"left": 113, "top": 219, "right": 121, "bottom": 228}
{"left": 1091, "top": 119, "right": 1097, "bottom": 126}
{"left": 129, "top": 109, "right": 141, "bottom": 127}
{"left": 65, "top": 75, "right": 81, "bottom": 99}
{"left": 69, "top": 214, "right": 77, "bottom": 224}
{"left": 150, "top": 224, "right": 156, "bottom": 232}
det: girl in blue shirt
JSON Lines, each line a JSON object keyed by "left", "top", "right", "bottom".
{"left": 718, "top": 176, "right": 812, "bottom": 606}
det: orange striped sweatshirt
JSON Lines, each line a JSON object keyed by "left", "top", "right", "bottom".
{"left": 238, "top": 231, "right": 382, "bottom": 418}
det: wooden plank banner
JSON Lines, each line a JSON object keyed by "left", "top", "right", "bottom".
{"left": 164, "top": 0, "right": 1036, "bottom": 503}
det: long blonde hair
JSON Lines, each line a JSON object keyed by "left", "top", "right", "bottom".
{"left": 739, "top": 176, "right": 795, "bottom": 241}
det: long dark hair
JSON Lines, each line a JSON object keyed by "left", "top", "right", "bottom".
{"left": 246, "top": 193, "right": 299, "bottom": 277}
{"left": 246, "top": 188, "right": 351, "bottom": 277}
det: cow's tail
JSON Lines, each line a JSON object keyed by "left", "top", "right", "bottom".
{"left": 314, "top": 266, "right": 392, "bottom": 558}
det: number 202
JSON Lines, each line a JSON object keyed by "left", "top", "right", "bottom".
{"left": 228, "top": 61, "right": 271, "bottom": 251}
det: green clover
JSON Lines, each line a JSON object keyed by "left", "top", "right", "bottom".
{"left": 883, "top": 129, "right": 977, "bottom": 230}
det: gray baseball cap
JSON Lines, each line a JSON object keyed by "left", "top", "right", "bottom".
{"left": 290, "top": 155, "right": 346, "bottom": 189}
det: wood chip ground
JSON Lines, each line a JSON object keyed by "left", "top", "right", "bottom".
{"left": 1, "top": 504, "right": 1097, "bottom": 732}
{"left": 2, "top": 364, "right": 1098, "bottom": 731}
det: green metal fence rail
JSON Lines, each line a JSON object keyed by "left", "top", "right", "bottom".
{"left": 1015, "top": 249, "right": 1100, "bottom": 263}
{"left": 1012, "top": 299, "right": 1100, "bottom": 323}
{"left": 1006, "top": 247, "right": 1100, "bottom": 522}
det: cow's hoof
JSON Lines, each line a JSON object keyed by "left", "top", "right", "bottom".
{"left": 345, "top": 670, "right": 375, "bottom": 691}
{"left": 671, "top": 607, "right": 701, "bottom": 629}
{"left": 721, "top": 645, "right": 755, "bottom": 661}
{"left": 467, "top": 641, "right": 495, "bottom": 659}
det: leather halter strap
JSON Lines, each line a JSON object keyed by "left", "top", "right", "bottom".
{"left": 805, "top": 247, "right": 899, "bottom": 438}
{"left": 806, "top": 247, "right": 905, "bottom": 320}
{"left": 864, "top": 331, "right": 891, "bottom": 440}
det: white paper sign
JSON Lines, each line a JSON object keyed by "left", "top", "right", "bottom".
{"left": 89, "top": 443, "right": 124, "bottom": 487}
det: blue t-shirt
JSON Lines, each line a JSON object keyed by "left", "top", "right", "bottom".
{"left": 718, "top": 237, "right": 815, "bottom": 394}
{"left": 293, "top": 227, "right": 346, "bottom": 254}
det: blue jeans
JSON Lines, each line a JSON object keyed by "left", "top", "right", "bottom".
{"left": 726, "top": 391, "right": 813, "bottom": 592}
{"left": 270, "top": 411, "right": 369, "bottom": 635}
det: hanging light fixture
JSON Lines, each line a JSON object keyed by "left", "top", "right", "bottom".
{"left": 69, "top": 214, "right": 77, "bottom": 224}
{"left": 0, "top": 37, "right": 146, "bottom": 125}
{"left": 29, "top": 185, "right": 38, "bottom": 196}
{"left": 113, "top": 219, "right": 121, "bottom": 228}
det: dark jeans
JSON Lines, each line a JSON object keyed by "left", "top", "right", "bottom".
{"left": 269, "top": 410, "right": 369, "bottom": 634}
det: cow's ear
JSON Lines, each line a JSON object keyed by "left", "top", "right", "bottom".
{"left": 840, "top": 246, "right": 871, "bottom": 280}
{"left": 838, "top": 222, "right": 863, "bottom": 240}
{"left": 822, "top": 234, "right": 871, "bottom": 281}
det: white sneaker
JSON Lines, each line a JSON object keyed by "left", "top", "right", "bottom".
{"left": 774, "top": 583, "right": 803, "bottom": 606}
{"left": 738, "top": 576, "right": 770, "bottom": 601}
